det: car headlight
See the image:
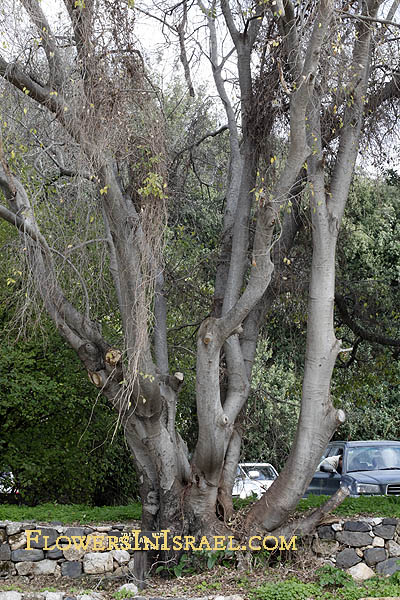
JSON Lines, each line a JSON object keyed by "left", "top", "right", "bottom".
{"left": 355, "top": 483, "right": 381, "bottom": 494}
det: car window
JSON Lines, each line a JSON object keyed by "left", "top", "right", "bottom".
{"left": 327, "top": 445, "right": 344, "bottom": 457}
{"left": 242, "top": 466, "right": 276, "bottom": 480}
{"left": 347, "top": 446, "right": 400, "bottom": 472}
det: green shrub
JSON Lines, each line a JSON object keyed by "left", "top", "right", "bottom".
{"left": 250, "top": 579, "right": 322, "bottom": 600}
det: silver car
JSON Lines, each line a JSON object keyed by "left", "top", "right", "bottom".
{"left": 233, "top": 462, "right": 278, "bottom": 499}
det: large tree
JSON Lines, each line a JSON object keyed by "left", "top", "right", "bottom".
{"left": 0, "top": 0, "right": 399, "bottom": 567}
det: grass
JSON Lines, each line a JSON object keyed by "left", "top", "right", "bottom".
{"left": 297, "top": 494, "right": 400, "bottom": 517}
{"left": 0, "top": 502, "right": 142, "bottom": 524}
{"left": 1, "top": 494, "right": 399, "bottom": 525}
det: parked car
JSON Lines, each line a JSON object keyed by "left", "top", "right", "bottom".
{"left": 233, "top": 462, "right": 278, "bottom": 499}
{"left": 305, "top": 440, "right": 400, "bottom": 497}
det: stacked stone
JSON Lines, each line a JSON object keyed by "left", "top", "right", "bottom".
{"left": 0, "top": 521, "right": 136, "bottom": 579}
{"left": 312, "top": 517, "right": 400, "bottom": 580}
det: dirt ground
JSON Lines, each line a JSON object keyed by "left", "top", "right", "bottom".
{"left": 0, "top": 549, "right": 323, "bottom": 599}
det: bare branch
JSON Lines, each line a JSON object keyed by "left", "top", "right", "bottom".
{"left": 337, "top": 10, "right": 400, "bottom": 28}
{"left": 173, "top": 124, "right": 228, "bottom": 158}
{"left": 177, "top": 0, "right": 195, "bottom": 97}
{"left": 20, "top": 0, "right": 66, "bottom": 88}
{"left": 335, "top": 293, "right": 400, "bottom": 348}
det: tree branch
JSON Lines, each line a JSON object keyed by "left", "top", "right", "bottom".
{"left": 20, "top": 0, "right": 66, "bottom": 88}
{"left": 335, "top": 293, "right": 400, "bottom": 348}
{"left": 337, "top": 10, "right": 400, "bottom": 28}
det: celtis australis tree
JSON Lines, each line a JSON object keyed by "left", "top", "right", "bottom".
{"left": 0, "top": 0, "right": 400, "bottom": 564}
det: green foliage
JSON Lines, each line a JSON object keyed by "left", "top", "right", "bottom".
{"left": 194, "top": 548, "right": 236, "bottom": 569}
{"left": 0, "top": 501, "right": 141, "bottom": 523}
{"left": 251, "top": 579, "right": 321, "bottom": 600}
{"left": 0, "top": 316, "right": 139, "bottom": 505}
{"left": 155, "top": 553, "right": 194, "bottom": 578}
{"left": 113, "top": 590, "right": 134, "bottom": 600}
{"left": 251, "top": 573, "right": 400, "bottom": 600}
{"left": 316, "top": 565, "right": 353, "bottom": 588}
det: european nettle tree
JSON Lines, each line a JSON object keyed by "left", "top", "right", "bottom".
{"left": 0, "top": 0, "right": 399, "bottom": 561}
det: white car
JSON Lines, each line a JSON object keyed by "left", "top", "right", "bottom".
{"left": 232, "top": 462, "right": 278, "bottom": 499}
{"left": 0, "top": 471, "right": 18, "bottom": 498}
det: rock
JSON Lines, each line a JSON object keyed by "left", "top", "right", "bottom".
{"left": 344, "top": 536, "right": 361, "bottom": 549}
{"left": 0, "top": 544, "right": 11, "bottom": 561}
{"left": 127, "top": 558, "right": 135, "bottom": 572}
{"left": 355, "top": 548, "right": 363, "bottom": 557}
{"left": 336, "top": 531, "right": 372, "bottom": 547}
{"left": 387, "top": 540, "right": 400, "bottom": 557}
{"left": 83, "top": 551, "right": 113, "bottom": 574}
{"left": 363, "top": 517, "right": 382, "bottom": 526}
{"left": 108, "top": 529, "right": 124, "bottom": 540}
{"left": 11, "top": 548, "right": 44, "bottom": 562}
{"left": 372, "top": 536, "right": 385, "bottom": 547}
{"left": 373, "top": 524, "right": 396, "bottom": 540}
{"left": 336, "top": 548, "right": 362, "bottom": 569}
{"left": 28, "top": 528, "right": 59, "bottom": 549}
{"left": 9, "top": 532, "right": 27, "bottom": 550}
{"left": 117, "top": 583, "right": 139, "bottom": 595}
{"left": 110, "top": 549, "right": 130, "bottom": 564}
{"left": 317, "top": 525, "right": 335, "bottom": 540}
{"left": 0, "top": 593, "right": 23, "bottom": 600}
{"left": 15, "top": 561, "right": 34, "bottom": 576}
{"left": 64, "top": 527, "right": 86, "bottom": 538}
{"left": 6, "top": 523, "right": 22, "bottom": 536}
{"left": 96, "top": 526, "right": 111, "bottom": 532}
{"left": 382, "top": 517, "right": 398, "bottom": 526}
{"left": 0, "top": 530, "right": 5, "bottom": 544}
{"left": 113, "top": 565, "right": 129, "bottom": 577}
{"left": 61, "top": 560, "right": 82, "bottom": 578}
{"left": 332, "top": 523, "right": 343, "bottom": 532}
{"left": 347, "top": 562, "right": 375, "bottom": 581}
{"left": 32, "top": 559, "right": 57, "bottom": 575}
{"left": 215, "top": 596, "right": 244, "bottom": 600}
{"left": 363, "top": 547, "right": 387, "bottom": 566}
{"left": 0, "top": 561, "right": 16, "bottom": 576}
{"left": 344, "top": 521, "right": 371, "bottom": 532}
{"left": 46, "top": 548, "right": 64, "bottom": 560}
{"left": 376, "top": 556, "right": 400, "bottom": 576}
{"left": 63, "top": 546, "right": 86, "bottom": 561}
{"left": 43, "top": 593, "right": 64, "bottom": 600}
{"left": 312, "top": 538, "right": 339, "bottom": 556}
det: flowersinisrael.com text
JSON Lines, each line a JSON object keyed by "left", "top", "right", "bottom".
{"left": 26, "top": 529, "right": 297, "bottom": 552}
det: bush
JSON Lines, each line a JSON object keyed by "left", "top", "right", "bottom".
{"left": 0, "top": 324, "right": 139, "bottom": 505}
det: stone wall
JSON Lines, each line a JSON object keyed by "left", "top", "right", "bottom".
{"left": 2, "top": 518, "right": 400, "bottom": 583}
{"left": 0, "top": 521, "right": 137, "bottom": 580}
{"left": 312, "top": 517, "right": 400, "bottom": 580}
